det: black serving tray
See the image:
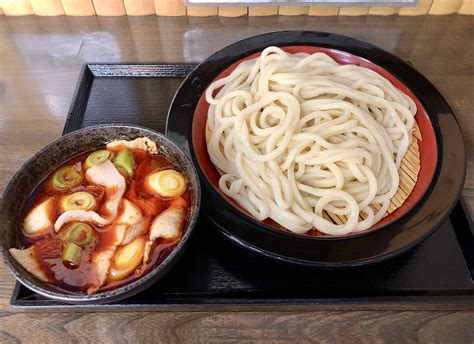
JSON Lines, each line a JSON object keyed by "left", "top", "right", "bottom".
{"left": 11, "top": 64, "right": 474, "bottom": 310}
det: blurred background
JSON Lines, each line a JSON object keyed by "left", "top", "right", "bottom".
{"left": 0, "top": 0, "right": 472, "bottom": 16}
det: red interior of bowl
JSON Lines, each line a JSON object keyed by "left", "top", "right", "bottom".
{"left": 192, "top": 46, "right": 438, "bottom": 237}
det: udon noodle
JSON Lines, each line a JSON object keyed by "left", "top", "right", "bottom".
{"left": 205, "top": 46, "right": 416, "bottom": 235}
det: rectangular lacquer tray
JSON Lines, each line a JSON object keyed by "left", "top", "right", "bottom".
{"left": 11, "top": 64, "right": 474, "bottom": 311}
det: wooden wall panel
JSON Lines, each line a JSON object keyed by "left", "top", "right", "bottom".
{"left": 339, "top": 6, "right": 369, "bottom": 16}
{"left": 429, "top": 0, "right": 462, "bottom": 14}
{"left": 155, "top": 0, "right": 185, "bottom": 16}
{"left": 218, "top": 6, "right": 247, "bottom": 17}
{"left": 458, "top": 0, "right": 474, "bottom": 14}
{"left": 93, "top": 0, "right": 126, "bottom": 15}
{"left": 186, "top": 6, "right": 217, "bottom": 16}
{"left": 2, "top": 0, "right": 35, "bottom": 16}
{"left": 278, "top": 6, "right": 308, "bottom": 16}
{"left": 248, "top": 6, "right": 278, "bottom": 16}
{"left": 308, "top": 7, "right": 339, "bottom": 16}
{"left": 399, "top": 0, "right": 433, "bottom": 15}
{"left": 2, "top": 0, "right": 474, "bottom": 16}
{"left": 29, "top": 0, "right": 65, "bottom": 15}
{"left": 368, "top": 6, "right": 399, "bottom": 15}
{"left": 124, "top": 0, "right": 154, "bottom": 15}
{"left": 61, "top": 0, "right": 95, "bottom": 16}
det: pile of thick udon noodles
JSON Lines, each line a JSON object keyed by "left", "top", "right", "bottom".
{"left": 205, "top": 47, "right": 416, "bottom": 235}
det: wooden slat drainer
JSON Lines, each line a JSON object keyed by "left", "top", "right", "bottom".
{"left": 326, "top": 122, "right": 422, "bottom": 225}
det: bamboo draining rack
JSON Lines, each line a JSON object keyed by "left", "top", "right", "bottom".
{"left": 0, "top": 0, "right": 472, "bottom": 16}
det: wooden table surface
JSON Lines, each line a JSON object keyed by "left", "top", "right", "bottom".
{"left": 0, "top": 14, "right": 473, "bottom": 342}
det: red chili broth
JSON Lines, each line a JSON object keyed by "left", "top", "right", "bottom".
{"left": 19, "top": 147, "right": 191, "bottom": 294}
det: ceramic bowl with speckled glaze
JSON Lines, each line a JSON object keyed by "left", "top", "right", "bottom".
{"left": 0, "top": 124, "right": 201, "bottom": 304}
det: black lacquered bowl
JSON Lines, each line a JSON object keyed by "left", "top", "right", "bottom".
{"left": 1, "top": 125, "right": 201, "bottom": 303}
{"left": 166, "top": 31, "right": 466, "bottom": 267}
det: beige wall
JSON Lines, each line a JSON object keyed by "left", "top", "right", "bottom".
{"left": 1, "top": 0, "right": 473, "bottom": 16}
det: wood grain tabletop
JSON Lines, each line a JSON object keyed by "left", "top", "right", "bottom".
{"left": 0, "top": 14, "right": 473, "bottom": 343}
